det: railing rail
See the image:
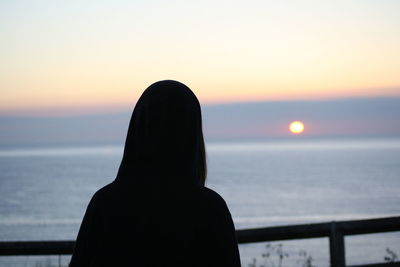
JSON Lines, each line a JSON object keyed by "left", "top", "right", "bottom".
{"left": 0, "top": 216, "right": 399, "bottom": 267}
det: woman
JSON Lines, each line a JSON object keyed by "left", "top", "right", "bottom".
{"left": 70, "top": 80, "right": 241, "bottom": 267}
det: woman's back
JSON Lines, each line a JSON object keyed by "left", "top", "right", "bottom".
{"left": 70, "top": 180, "right": 240, "bottom": 266}
{"left": 69, "top": 80, "right": 241, "bottom": 266}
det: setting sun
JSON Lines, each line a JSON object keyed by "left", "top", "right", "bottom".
{"left": 289, "top": 121, "right": 305, "bottom": 134}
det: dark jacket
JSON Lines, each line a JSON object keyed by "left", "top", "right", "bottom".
{"left": 69, "top": 80, "right": 241, "bottom": 267}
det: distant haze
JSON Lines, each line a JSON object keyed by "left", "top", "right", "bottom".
{"left": 0, "top": 97, "right": 399, "bottom": 147}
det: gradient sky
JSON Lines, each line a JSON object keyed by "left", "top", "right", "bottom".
{"left": 1, "top": 97, "right": 399, "bottom": 146}
{"left": 1, "top": 0, "right": 400, "bottom": 115}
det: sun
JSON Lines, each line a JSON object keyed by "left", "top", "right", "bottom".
{"left": 289, "top": 121, "right": 305, "bottom": 134}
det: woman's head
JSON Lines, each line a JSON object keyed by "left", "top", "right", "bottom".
{"left": 117, "top": 80, "right": 207, "bottom": 186}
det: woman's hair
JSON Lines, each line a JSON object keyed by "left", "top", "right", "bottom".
{"left": 199, "top": 130, "right": 207, "bottom": 185}
{"left": 117, "top": 80, "right": 207, "bottom": 186}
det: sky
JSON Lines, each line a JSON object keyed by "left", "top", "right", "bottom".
{"left": 1, "top": 0, "right": 400, "bottom": 116}
{"left": 1, "top": 97, "right": 399, "bottom": 146}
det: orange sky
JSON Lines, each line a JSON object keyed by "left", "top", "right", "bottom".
{"left": 1, "top": 0, "right": 400, "bottom": 115}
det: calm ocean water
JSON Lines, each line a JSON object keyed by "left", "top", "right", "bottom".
{"left": 0, "top": 138, "right": 399, "bottom": 266}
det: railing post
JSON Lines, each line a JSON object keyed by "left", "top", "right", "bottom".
{"left": 330, "top": 221, "right": 346, "bottom": 267}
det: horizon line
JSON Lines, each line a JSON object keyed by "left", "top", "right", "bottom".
{"left": 1, "top": 94, "right": 400, "bottom": 118}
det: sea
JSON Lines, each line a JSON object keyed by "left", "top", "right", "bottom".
{"left": 0, "top": 137, "right": 399, "bottom": 267}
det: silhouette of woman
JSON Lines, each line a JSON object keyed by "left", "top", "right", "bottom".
{"left": 69, "top": 80, "right": 241, "bottom": 267}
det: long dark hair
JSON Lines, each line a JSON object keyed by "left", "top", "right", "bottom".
{"left": 198, "top": 128, "right": 207, "bottom": 185}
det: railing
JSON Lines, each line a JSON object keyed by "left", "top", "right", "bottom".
{"left": 0, "top": 216, "right": 399, "bottom": 267}
{"left": 237, "top": 216, "right": 400, "bottom": 267}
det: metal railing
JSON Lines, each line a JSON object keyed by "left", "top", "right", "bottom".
{"left": 0, "top": 216, "right": 399, "bottom": 267}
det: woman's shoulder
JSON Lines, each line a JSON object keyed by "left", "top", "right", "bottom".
{"left": 87, "top": 182, "right": 116, "bottom": 205}
{"left": 94, "top": 182, "right": 115, "bottom": 196}
{"left": 197, "top": 186, "right": 225, "bottom": 201}
{"left": 194, "top": 186, "right": 230, "bottom": 211}
{"left": 194, "top": 187, "right": 235, "bottom": 231}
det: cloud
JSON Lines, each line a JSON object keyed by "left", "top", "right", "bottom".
{"left": 203, "top": 97, "right": 400, "bottom": 139}
{"left": 0, "top": 97, "right": 399, "bottom": 146}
